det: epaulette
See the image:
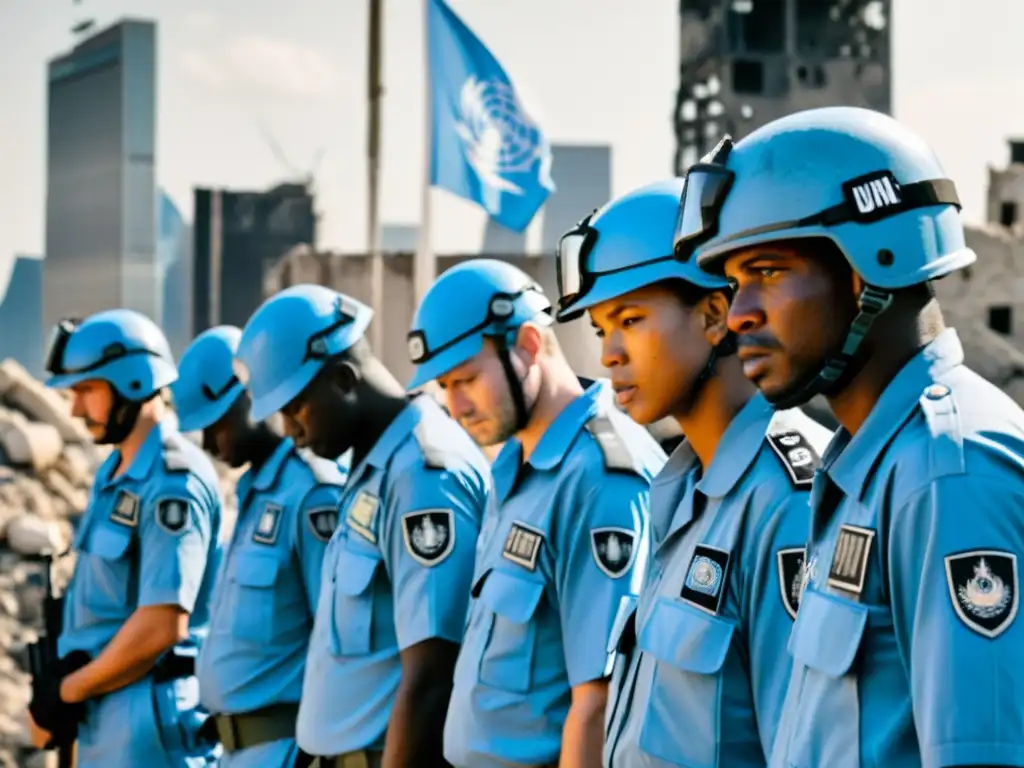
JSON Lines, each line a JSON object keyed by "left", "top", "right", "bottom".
{"left": 413, "top": 419, "right": 449, "bottom": 470}
{"left": 765, "top": 427, "right": 820, "bottom": 488}
{"left": 918, "top": 382, "right": 965, "bottom": 478}
{"left": 584, "top": 414, "right": 639, "bottom": 474}
{"left": 161, "top": 434, "right": 192, "bottom": 473}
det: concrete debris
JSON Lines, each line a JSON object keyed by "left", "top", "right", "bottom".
{"left": 0, "top": 359, "right": 239, "bottom": 767}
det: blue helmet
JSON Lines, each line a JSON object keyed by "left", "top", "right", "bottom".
{"left": 407, "top": 259, "right": 552, "bottom": 391}
{"left": 44, "top": 309, "right": 177, "bottom": 400}
{"left": 553, "top": 178, "right": 729, "bottom": 322}
{"left": 236, "top": 284, "right": 373, "bottom": 422}
{"left": 681, "top": 107, "right": 973, "bottom": 407}
{"left": 171, "top": 326, "right": 246, "bottom": 432}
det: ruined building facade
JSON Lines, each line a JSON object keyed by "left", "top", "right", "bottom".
{"left": 673, "top": 0, "right": 891, "bottom": 171}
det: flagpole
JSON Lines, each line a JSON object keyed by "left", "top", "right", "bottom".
{"left": 414, "top": 0, "right": 435, "bottom": 309}
{"left": 367, "top": 0, "right": 385, "bottom": 354}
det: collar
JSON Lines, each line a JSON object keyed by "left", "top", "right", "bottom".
{"left": 696, "top": 392, "right": 775, "bottom": 499}
{"left": 826, "top": 327, "right": 964, "bottom": 501}
{"left": 237, "top": 437, "right": 294, "bottom": 502}
{"left": 101, "top": 419, "right": 172, "bottom": 488}
{"left": 526, "top": 379, "right": 608, "bottom": 471}
{"left": 362, "top": 394, "right": 438, "bottom": 471}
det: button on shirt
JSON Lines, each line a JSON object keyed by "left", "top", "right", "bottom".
{"left": 604, "top": 393, "right": 832, "bottom": 768}
{"left": 770, "top": 328, "right": 1024, "bottom": 768}
{"left": 198, "top": 437, "right": 348, "bottom": 715}
{"left": 445, "top": 380, "right": 666, "bottom": 768}
{"left": 295, "top": 394, "right": 491, "bottom": 758}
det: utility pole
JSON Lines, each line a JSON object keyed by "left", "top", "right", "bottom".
{"left": 367, "top": 0, "right": 385, "bottom": 354}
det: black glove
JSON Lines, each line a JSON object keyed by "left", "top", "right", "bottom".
{"left": 29, "top": 650, "right": 91, "bottom": 740}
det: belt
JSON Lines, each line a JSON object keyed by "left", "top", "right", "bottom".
{"left": 211, "top": 702, "right": 301, "bottom": 754}
{"left": 152, "top": 652, "right": 195, "bottom": 683}
{"left": 312, "top": 751, "right": 383, "bottom": 768}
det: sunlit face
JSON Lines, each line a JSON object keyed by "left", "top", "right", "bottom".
{"left": 588, "top": 284, "right": 713, "bottom": 424}
{"left": 436, "top": 341, "right": 519, "bottom": 447}
{"left": 70, "top": 380, "right": 114, "bottom": 440}
{"left": 721, "top": 239, "right": 857, "bottom": 404}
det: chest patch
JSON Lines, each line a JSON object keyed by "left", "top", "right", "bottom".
{"left": 502, "top": 522, "right": 544, "bottom": 572}
{"left": 252, "top": 503, "right": 283, "bottom": 546}
{"left": 590, "top": 527, "right": 637, "bottom": 579}
{"left": 110, "top": 489, "right": 140, "bottom": 528}
{"left": 156, "top": 497, "right": 191, "bottom": 536}
{"left": 945, "top": 550, "right": 1018, "bottom": 639}
{"left": 776, "top": 546, "right": 806, "bottom": 620}
{"left": 401, "top": 509, "right": 454, "bottom": 566}
{"left": 681, "top": 544, "right": 731, "bottom": 615}
{"left": 346, "top": 491, "right": 380, "bottom": 544}
{"left": 826, "top": 524, "right": 875, "bottom": 596}
{"left": 307, "top": 506, "right": 339, "bottom": 543}
{"left": 766, "top": 431, "right": 820, "bottom": 487}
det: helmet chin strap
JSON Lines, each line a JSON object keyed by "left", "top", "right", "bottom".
{"left": 97, "top": 391, "right": 155, "bottom": 446}
{"left": 493, "top": 333, "right": 531, "bottom": 432}
{"left": 681, "top": 332, "right": 737, "bottom": 415}
{"left": 766, "top": 285, "right": 894, "bottom": 412}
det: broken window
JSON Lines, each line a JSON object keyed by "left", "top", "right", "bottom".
{"left": 989, "top": 306, "right": 1013, "bottom": 336}
{"left": 727, "top": 0, "right": 785, "bottom": 54}
{"left": 1010, "top": 141, "right": 1024, "bottom": 165}
{"left": 1000, "top": 201, "right": 1018, "bottom": 227}
{"left": 732, "top": 59, "right": 764, "bottom": 94}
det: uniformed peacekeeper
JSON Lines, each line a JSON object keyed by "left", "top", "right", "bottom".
{"left": 30, "top": 309, "right": 222, "bottom": 767}
{"left": 689, "top": 106, "right": 1024, "bottom": 768}
{"left": 235, "top": 284, "right": 490, "bottom": 768}
{"left": 407, "top": 259, "right": 666, "bottom": 768}
{"left": 554, "top": 179, "right": 833, "bottom": 767}
{"left": 172, "top": 326, "right": 349, "bottom": 767}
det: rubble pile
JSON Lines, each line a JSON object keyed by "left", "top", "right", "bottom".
{"left": 0, "top": 360, "right": 237, "bottom": 768}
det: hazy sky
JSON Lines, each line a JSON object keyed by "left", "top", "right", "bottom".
{"left": 1, "top": 0, "right": 1023, "bottom": 270}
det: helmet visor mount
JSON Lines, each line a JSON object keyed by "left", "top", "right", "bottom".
{"left": 45, "top": 316, "right": 156, "bottom": 379}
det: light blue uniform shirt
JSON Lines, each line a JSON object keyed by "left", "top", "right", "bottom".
{"left": 771, "top": 328, "right": 1024, "bottom": 768}
{"left": 604, "top": 394, "right": 832, "bottom": 767}
{"left": 59, "top": 419, "right": 222, "bottom": 768}
{"left": 197, "top": 437, "right": 348, "bottom": 767}
{"left": 444, "top": 380, "right": 666, "bottom": 768}
{"left": 296, "top": 394, "right": 490, "bottom": 757}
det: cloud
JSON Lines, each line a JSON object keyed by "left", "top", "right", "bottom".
{"left": 179, "top": 35, "right": 341, "bottom": 101}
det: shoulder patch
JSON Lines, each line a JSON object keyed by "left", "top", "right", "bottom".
{"left": 346, "top": 491, "right": 380, "bottom": 544}
{"left": 765, "top": 430, "right": 820, "bottom": 487}
{"left": 307, "top": 506, "right": 339, "bottom": 543}
{"left": 156, "top": 497, "right": 191, "bottom": 535}
{"left": 945, "top": 549, "right": 1018, "bottom": 639}
{"left": 776, "top": 546, "right": 806, "bottom": 620}
{"left": 590, "top": 527, "right": 637, "bottom": 579}
{"left": 401, "top": 509, "right": 454, "bottom": 566}
{"left": 584, "top": 415, "right": 638, "bottom": 473}
{"left": 412, "top": 419, "right": 449, "bottom": 470}
{"left": 161, "top": 436, "right": 192, "bottom": 473}
{"left": 502, "top": 521, "right": 544, "bottom": 571}
{"left": 110, "top": 489, "right": 140, "bottom": 528}
{"left": 253, "top": 502, "right": 283, "bottom": 545}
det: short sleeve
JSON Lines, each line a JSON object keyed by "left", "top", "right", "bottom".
{"left": 381, "top": 464, "right": 486, "bottom": 650}
{"left": 556, "top": 473, "right": 650, "bottom": 687}
{"left": 137, "top": 474, "right": 215, "bottom": 613}
{"left": 889, "top": 472, "right": 1024, "bottom": 768}
{"left": 294, "top": 482, "right": 345, "bottom": 611}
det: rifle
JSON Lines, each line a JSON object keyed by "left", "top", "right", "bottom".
{"left": 26, "top": 548, "right": 74, "bottom": 768}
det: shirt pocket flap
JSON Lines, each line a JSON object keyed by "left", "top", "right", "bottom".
{"left": 638, "top": 597, "right": 735, "bottom": 675}
{"left": 607, "top": 594, "right": 639, "bottom": 654}
{"left": 478, "top": 569, "right": 545, "bottom": 625}
{"left": 233, "top": 551, "right": 281, "bottom": 588}
{"left": 87, "top": 525, "right": 133, "bottom": 561}
{"left": 789, "top": 587, "right": 868, "bottom": 677}
{"left": 336, "top": 548, "right": 382, "bottom": 597}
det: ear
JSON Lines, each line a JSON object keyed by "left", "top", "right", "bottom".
{"left": 699, "top": 291, "right": 732, "bottom": 347}
{"left": 513, "top": 323, "right": 544, "bottom": 366}
{"left": 327, "top": 358, "right": 361, "bottom": 395}
{"left": 851, "top": 269, "right": 865, "bottom": 297}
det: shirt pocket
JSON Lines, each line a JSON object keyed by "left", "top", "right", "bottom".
{"left": 637, "top": 596, "right": 736, "bottom": 768}
{"left": 79, "top": 525, "right": 135, "bottom": 620}
{"left": 475, "top": 568, "right": 546, "bottom": 694}
{"left": 779, "top": 587, "right": 868, "bottom": 768}
{"left": 329, "top": 545, "right": 382, "bottom": 657}
{"left": 229, "top": 550, "right": 283, "bottom": 644}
